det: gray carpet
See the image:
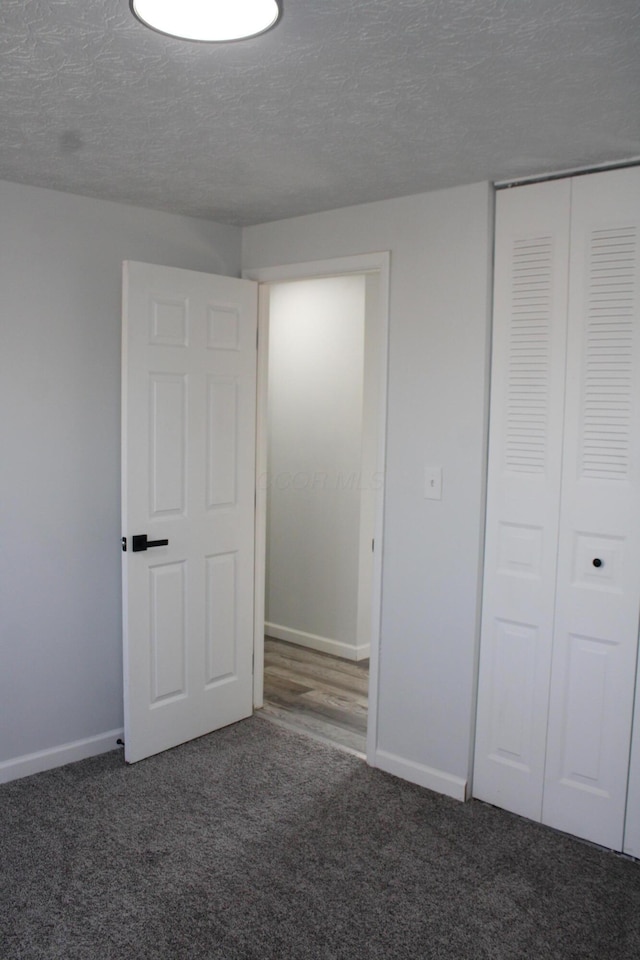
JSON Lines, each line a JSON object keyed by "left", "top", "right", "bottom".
{"left": 1, "top": 717, "right": 639, "bottom": 959}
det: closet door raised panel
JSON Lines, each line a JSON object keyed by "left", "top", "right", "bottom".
{"left": 473, "top": 180, "right": 571, "bottom": 819}
{"left": 542, "top": 167, "right": 640, "bottom": 849}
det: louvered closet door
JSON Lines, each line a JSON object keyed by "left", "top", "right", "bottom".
{"left": 542, "top": 167, "right": 640, "bottom": 849}
{"left": 473, "top": 180, "right": 571, "bottom": 820}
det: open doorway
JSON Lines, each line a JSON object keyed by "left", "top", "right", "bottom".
{"left": 246, "top": 254, "right": 389, "bottom": 762}
{"left": 262, "top": 275, "right": 372, "bottom": 754}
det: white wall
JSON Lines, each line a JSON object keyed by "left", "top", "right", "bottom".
{"left": 0, "top": 180, "right": 240, "bottom": 775}
{"left": 243, "top": 183, "right": 493, "bottom": 797}
{"left": 266, "top": 276, "right": 366, "bottom": 659}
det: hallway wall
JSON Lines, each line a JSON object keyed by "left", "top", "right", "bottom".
{"left": 266, "top": 276, "right": 368, "bottom": 659}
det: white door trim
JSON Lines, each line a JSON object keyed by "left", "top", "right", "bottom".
{"left": 243, "top": 252, "right": 391, "bottom": 765}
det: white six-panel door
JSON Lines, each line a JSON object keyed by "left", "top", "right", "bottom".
{"left": 122, "top": 261, "right": 257, "bottom": 764}
{"left": 475, "top": 167, "right": 640, "bottom": 850}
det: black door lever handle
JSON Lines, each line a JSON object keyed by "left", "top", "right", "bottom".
{"left": 131, "top": 534, "right": 169, "bottom": 552}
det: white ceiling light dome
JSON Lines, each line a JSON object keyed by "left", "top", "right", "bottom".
{"left": 131, "top": 0, "right": 282, "bottom": 43}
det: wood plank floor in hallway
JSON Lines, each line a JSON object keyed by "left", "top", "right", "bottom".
{"left": 260, "top": 637, "right": 369, "bottom": 755}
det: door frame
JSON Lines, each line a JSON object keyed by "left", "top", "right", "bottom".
{"left": 243, "top": 252, "right": 391, "bottom": 763}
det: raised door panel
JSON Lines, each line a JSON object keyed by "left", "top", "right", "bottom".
{"left": 149, "top": 561, "right": 187, "bottom": 704}
{"left": 149, "top": 374, "right": 187, "bottom": 517}
{"left": 205, "top": 552, "right": 238, "bottom": 686}
{"left": 543, "top": 167, "right": 640, "bottom": 849}
{"left": 207, "top": 377, "right": 238, "bottom": 509}
{"left": 473, "top": 180, "right": 571, "bottom": 819}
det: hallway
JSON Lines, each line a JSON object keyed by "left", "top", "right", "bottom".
{"left": 261, "top": 637, "right": 368, "bottom": 755}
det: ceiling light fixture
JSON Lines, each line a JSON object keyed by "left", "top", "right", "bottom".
{"left": 131, "top": 0, "right": 282, "bottom": 43}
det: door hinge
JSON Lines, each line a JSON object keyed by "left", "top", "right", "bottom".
{"left": 121, "top": 536, "right": 127, "bottom": 552}
{"left": 372, "top": 538, "right": 375, "bottom": 552}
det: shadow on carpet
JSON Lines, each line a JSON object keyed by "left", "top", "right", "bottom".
{"left": 1, "top": 716, "right": 639, "bottom": 959}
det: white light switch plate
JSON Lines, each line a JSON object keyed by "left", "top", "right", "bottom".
{"left": 424, "top": 466, "right": 442, "bottom": 500}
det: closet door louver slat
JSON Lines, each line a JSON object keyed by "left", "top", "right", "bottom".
{"left": 580, "top": 227, "right": 636, "bottom": 480}
{"left": 504, "top": 237, "right": 553, "bottom": 475}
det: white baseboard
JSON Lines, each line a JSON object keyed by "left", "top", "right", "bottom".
{"left": 374, "top": 749, "right": 468, "bottom": 802}
{"left": 265, "top": 622, "right": 370, "bottom": 662}
{"left": 0, "top": 728, "right": 124, "bottom": 785}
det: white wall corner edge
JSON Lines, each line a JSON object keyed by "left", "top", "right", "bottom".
{"left": 374, "top": 749, "right": 468, "bottom": 802}
{"left": 0, "top": 728, "right": 124, "bottom": 785}
{"left": 265, "top": 622, "right": 370, "bottom": 662}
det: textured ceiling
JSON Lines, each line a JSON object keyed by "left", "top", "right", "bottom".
{"left": 1, "top": 0, "right": 639, "bottom": 226}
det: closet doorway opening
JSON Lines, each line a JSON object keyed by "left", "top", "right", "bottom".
{"left": 246, "top": 254, "right": 389, "bottom": 763}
